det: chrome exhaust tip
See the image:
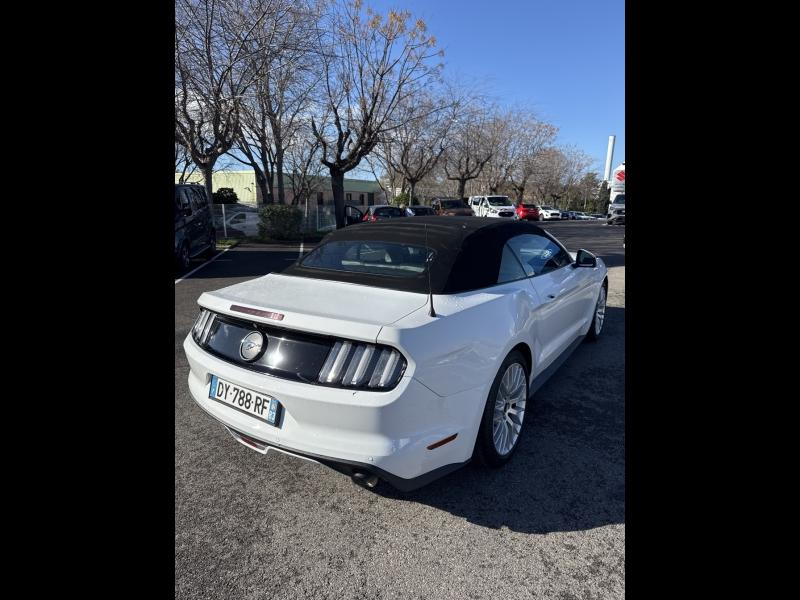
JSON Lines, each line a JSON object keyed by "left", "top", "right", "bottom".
{"left": 351, "top": 471, "right": 379, "bottom": 489}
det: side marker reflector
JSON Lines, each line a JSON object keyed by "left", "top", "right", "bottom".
{"left": 427, "top": 433, "right": 458, "bottom": 450}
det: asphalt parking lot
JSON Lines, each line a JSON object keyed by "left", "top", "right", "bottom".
{"left": 175, "top": 221, "right": 625, "bottom": 599}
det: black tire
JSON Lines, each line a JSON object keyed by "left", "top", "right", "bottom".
{"left": 204, "top": 230, "right": 217, "bottom": 257}
{"left": 177, "top": 243, "right": 190, "bottom": 271}
{"left": 587, "top": 282, "right": 608, "bottom": 341}
{"left": 474, "top": 350, "right": 529, "bottom": 468}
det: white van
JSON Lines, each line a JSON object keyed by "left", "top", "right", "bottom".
{"left": 467, "top": 195, "right": 516, "bottom": 218}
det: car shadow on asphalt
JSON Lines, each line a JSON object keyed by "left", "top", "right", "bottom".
{"left": 600, "top": 253, "right": 625, "bottom": 268}
{"left": 376, "top": 305, "right": 625, "bottom": 535}
{"left": 180, "top": 245, "right": 304, "bottom": 280}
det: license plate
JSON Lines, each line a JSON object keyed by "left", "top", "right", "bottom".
{"left": 208, "top": 374, "right": 282, "bottom": 426}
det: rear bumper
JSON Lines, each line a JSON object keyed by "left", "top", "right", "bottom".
{"left": 220, "top": 424, "right": 468, "bottom": 491}
{"left": 183, "top": 335, "right": 483, "bottom": 487}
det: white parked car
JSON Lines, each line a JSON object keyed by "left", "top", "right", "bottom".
{"left": 538, "top": 206, "right": 561, "bottom": 220}
{"left": 467, "top": 195, "right": 517, "bottom": 218}
{"left": 573, "top": 211, "right": 593, "bottom": 220}
{"left": 183, "top": 217, "right": 608, "bottom": 491}
{"left": 225, "top": 211, "right": 261, "bottom": 237}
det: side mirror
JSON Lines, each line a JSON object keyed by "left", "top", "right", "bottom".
{"left": 574, "top": 249, "right": 597, "bottom": 268}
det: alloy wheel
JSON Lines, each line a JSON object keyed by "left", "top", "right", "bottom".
{"left": 595, "top": 286, "right": 607, "bottom": 335}
{"left": 492, "top": 363, "right": 527, "bottom": 455}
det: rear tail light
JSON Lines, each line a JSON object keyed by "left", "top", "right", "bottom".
{"left": 318, "top": 341, "right": 406, "bottom": 389}
{"left": 192, "top": 308, "right": 216, "bottom": 345}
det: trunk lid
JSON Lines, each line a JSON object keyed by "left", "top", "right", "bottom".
{"left": 197, "top": 272, "right": 429, "bottom": 342}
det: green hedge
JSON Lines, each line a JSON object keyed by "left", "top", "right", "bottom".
{"left": 213, "top": 187, "right": 239, "bottom": 204}
{"left": 258, "top": 204, "right": 303, "bottom": 240}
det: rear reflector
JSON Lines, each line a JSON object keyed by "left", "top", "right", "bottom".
{"left": 427, "top": 433, "right": 458, "bottom": 450}
{"left": 230, "top": 305, "right": 285, "bottom": 321}
{"left": 231, "top": 429, "right": 267, "bottom": 450}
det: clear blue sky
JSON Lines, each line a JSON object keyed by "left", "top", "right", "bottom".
{"left": 369, "top": 0, "right": 625, "bottom": 177}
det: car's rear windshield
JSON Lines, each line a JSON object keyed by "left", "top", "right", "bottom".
{"left": 440, "top": 200, "right": 463, "bottom": 208}
{"left": 373, "top": 207, "right": 404, "bottom": 217}
{"left": 487, "top": 196, "right": 512, "bottom": 206}
{"left": 522, "top": 204, "right": 537, "bottom": 208}
{"left": 300, "top": 240, "right": 432, "bottom": 277}
{"left": 612, "top": 195, "right": 625, "bottom": 204}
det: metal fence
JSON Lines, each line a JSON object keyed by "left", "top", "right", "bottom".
{"left": 210, "top": 202, "right": 337, "bottom": 239}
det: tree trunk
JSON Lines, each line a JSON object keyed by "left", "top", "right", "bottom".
{"left": 276, "top": 148, "right": 286, "bottom": 204}
{"left": 266, "top": 170, "right": 275, "bottom": 204}
{"left": 201, "top": 163, "right": 215, "bottom": 208}
{"left": 516, "top": 186, "right": 525, "bottom": 203}
{"left": 330, "top": 168, "right": 346, "bottom": 229}
{"left": 255, "top": 170, "right": 269, "bottom": 207}
{"left": 409, "top": 181, "right": 417, "bottom": 205}
{"left": 456, "top": 179, "right": 466, "bottom": 199}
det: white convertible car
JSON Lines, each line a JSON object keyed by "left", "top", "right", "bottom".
{"left": 183, "top": 217, "right": 608, "bottom": 491}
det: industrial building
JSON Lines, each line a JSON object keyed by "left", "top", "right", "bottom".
{"left": 175, "top": 170, "right": 386, "bottom": 207}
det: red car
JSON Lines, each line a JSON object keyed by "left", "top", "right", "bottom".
{"left": 361, "top": 205, "right": 407, "bottom": 222}
{"left": 516, "top": 203, "right": 542, "bottom": 221}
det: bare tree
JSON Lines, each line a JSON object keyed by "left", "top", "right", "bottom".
{"left": 379, "top": 91, "right": 453, "bottom": 203}
{"left": 530, "top": 148, "right": 567, "bottom": 204}
{"left": 229, "top": 0, "right": 323, "bottom": 205}
{"left": 175, "top": 0, "right": 278, "bottom": 205}
{"left": 556, "top": 145, "right": 594, "bottom": 209}
{"left": 442, "top": 104, "right": 494, "bottom": 199}
{"left": 363, "top": 153, "right": 397, "bottom": 202}
{"left": 311, "top": 0, "right": 442, "bottom": 228}
{"left": 285, "top": 131, "right": 325, "bottom": 212}
{"left": 175, "top": 141, "right": 197, "bottom": 183}
{"left": 480, "top": 110, "right": 517, "bottom": 194}
{"left": 506, "top": 114, "right": 558, "bottom": 203}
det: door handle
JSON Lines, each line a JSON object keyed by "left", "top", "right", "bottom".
{"left": 547, "top": 294, "right": 557, "bottom": 299}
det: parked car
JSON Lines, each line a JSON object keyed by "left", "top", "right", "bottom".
{"left": 607, "top": 207, "right": 625, "bottom": 225}
{"left": 561, "top": 211, "right": 574, "bottom": 220}
{"left": 406, "top": 205, "right": 436, "bottom": 216}
{"left": 515, "top": 203, "right": 542, "bottom": 221}
{"left": 606, "top": 193, "right": 625, "bottom": 220}
{"left": 183, "top": 217, "right": 608, "bottom": 491}
{"left": 431, "top": 197, "right": 474, "bottom": 216}
{"left": 175, "top": 183, "right": 216, "bottom": 270}
{"left": 467, "top": 195, "right": 516, "bottom": 218}
{"left": 538, "top": 206, "right": 561, "bottom": 220}
{"left": 573, "top": 211, "right": 593, "bottom": 220}
{"left": 224, "top": 211, "right": 260, "bottom": 237}
{"left": 590, "top": 213, "right": 605, "bottom": 219}
{"left": 361, "top": 205, "right": 407, "bottom": 222}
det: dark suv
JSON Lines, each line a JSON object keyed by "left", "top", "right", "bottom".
{"left": 175, "top": 183, "right": 216, "bottom": 270}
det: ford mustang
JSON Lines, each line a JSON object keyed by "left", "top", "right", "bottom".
{"left": 183, "top": 217, "right": 608, "bottom": 491}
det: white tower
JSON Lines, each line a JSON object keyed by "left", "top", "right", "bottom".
{"left": 603, "top": 135, "right": 616, "bottom": 182}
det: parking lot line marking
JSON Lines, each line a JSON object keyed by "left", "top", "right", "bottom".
{"left": 175, "top": 246, "right": 233, "bottom": 285}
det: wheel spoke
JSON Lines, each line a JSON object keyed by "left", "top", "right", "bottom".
{"left": 491, "top": 362, "right": 530, "bottom": 455}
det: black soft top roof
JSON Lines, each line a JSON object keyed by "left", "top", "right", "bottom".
{"left": 283, "top": 217, "right": 561, "bottom": 294}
